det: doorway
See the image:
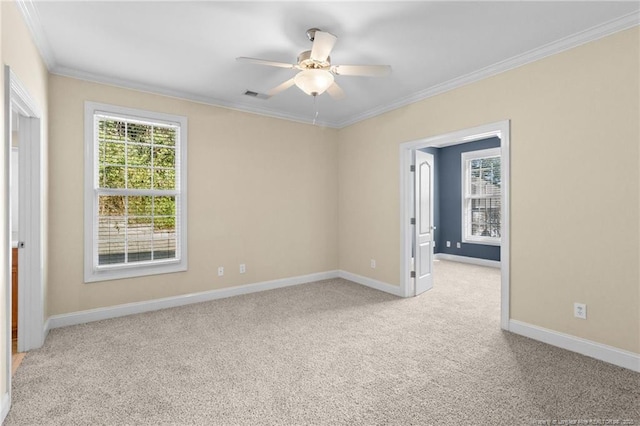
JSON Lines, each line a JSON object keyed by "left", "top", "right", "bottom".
{"left": 4, "top": 67, "right": 46, "bottom": 413}
{"left": 399, "top": 121, "right": 510, "bottom": 330}
{"left": 4, "top": 66, "right": 46, "bottom": 366}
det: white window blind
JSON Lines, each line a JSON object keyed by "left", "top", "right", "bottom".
{"left": 85, "top": 102, "right": 187, "bottom": 282}
{"left": 462, "top": 148, "right": 501, "bottom": 245}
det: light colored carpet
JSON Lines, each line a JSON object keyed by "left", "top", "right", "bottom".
{"left": 6, "top": 260, "right": 640, "bottom": 425}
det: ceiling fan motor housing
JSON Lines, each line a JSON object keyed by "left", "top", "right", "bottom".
{"left": 297, "top": 50, "right": 331, "bottom": 69}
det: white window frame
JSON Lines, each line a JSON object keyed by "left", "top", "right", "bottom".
{"left": 84, "top": 102, "right": 188, "bottom": 282}
{"left": 461, "top": 147, "right": 501, "bottom": 246}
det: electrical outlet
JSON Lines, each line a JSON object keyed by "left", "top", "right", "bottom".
{"left": 446, "top": 241, "right": 451, "bottom": 247}
{"left": 574, "top": 302, "right": 587, "bottom": 320}
{"left": 456, "top": 242, "right": 461, "bottom": 249}
{"left": 217, "top": 266, "right": 224, "bottom": 277}
{"left": 239, "top": 264, "right": 246, "bottom": 274}
{"left": 370, "top": 259, "right": 376, "bottom": 269}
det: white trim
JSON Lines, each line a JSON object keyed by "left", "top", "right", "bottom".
{"left": 338, "top": 270, "right": 402, "bottom": 297}
{"left": 83, "top": 102, "right": 188, "bottom": 283}
{"left": 509, "top": 320, "right": 640, "bottom": 372}
{"left": 3, "top": 68, "right": 11, "bottom": 422}
{"left": 49, "top": 270, "right": 339, "bottom": 329}
{"left": 0, "top": 392, "right": 10, "bottom": 424}
{"left": 399, "top": 120, "right": 510, "bottom": 329}
{"left": 461, "top": 147, "right": 502, "bottom": 246}
{"left": 399, "top": 149, "right": 412, "bottom": 299}
{"left": 43, "top": 317, "right": 51, "bottom": 338}
{"left": 9, "top": 75, "right": 41, "bottom": 120}
{"left": 336, "top": 12, "right": 640, "bottom": 128}
{"left": 53, "top": 67, "right": 334, "bottom": 128}
{"left": 500, "top": 124, "right": 511, "bottom": 330}
{"left": 434, "top": 253, "right": 500, "bottom": 269}
{"left": 400, "top": 122, "right": 505, "bottom": 151}
{"left": 15, "top": 0, "right": 56, "bottom": 70}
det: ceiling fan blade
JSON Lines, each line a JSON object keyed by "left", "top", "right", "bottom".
{"left": 326, "top": 82, "right": 345, "bottom": 100}
{"left": 310, "top": 31, "right": 337, "bottom": 63}
{"left": 331, "top": 65, "right": 391, "bottom": 77}
{"left": 236, "top": 57, "right": 295, "bottom": 69}
{"left": 267, "top": 78, "right": 296, "bottom": 97}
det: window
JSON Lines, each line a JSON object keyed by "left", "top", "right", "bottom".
{"left": 84, "top": 102, "right": 187, "bottom": 282}
{"left": 462, "top": 147, "right": 501, "bottom": 245}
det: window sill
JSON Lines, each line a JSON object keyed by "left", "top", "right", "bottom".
{"left": 462, "top": 238, "right": 501, "bottom": 247}
{"left": 84, "top": 260, "right": 187, "bottom": 283}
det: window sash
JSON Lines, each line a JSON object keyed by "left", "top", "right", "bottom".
{"left": 465, "top": 196, "right": 501, "bottom": 240}
{"left": 93, "top": 192, "right": 182, "bottom": 270}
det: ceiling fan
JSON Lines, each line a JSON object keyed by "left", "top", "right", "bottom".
{"left": 237, "top": 28, "right": 391, "bottom": 100}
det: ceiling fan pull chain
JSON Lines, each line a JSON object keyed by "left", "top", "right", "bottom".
{"left": 312, "top": 95, "right": 319, "bottom": 125}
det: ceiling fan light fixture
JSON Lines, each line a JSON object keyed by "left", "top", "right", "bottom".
{"left": 294, "top": 69, "right": 334, "bottom": 96}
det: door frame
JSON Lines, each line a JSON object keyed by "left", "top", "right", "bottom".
{"left": 3, "top": 66, "right": 45, "bottom": 404}
{"left": 399, "top": 120, "right": 511, "bottom": 330}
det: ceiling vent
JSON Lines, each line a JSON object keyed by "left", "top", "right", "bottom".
{"left": 244, "top": 90, "right": 269, "bottom": 100}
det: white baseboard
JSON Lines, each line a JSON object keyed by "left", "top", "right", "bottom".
{"left": 434, "top": 253, "right": 500, "bottom": 268}
{"left": 338, "top": 270, "right": 402, "bottom": 297}
{"left": 43, "top": 317, "right": 51, "bottom": 340}
{"left": 40, "top": 270, "right": 640, "bottom": 374}
{"left": 509, "top": 319, "right": 640, "bottom": 372}
{"left": 48, "top": 270, "right": 339, "bottom": 330}
{"left": 0, "top": 392, "right": 9, "bottom": 423}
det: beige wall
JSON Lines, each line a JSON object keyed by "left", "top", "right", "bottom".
{"left": 338, "top": 27, "right": 640, "bottom": 353}
{"left": 48, "top": 75, "right": 339, "bottom": 315}
{"left": 1, "top": 0, "right": 49, "bottom": 397}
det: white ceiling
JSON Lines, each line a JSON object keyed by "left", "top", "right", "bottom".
{"left": 24, "top": 1, "right": 640, "bottom": 127}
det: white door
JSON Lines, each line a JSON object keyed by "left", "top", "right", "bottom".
{"left": 414, "top": 150, "right": 434, "bottom": 295}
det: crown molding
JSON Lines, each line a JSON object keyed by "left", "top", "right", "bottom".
{"left": 17, "top": 1, "right": 333, "bottom": 127}
{"left": 336, "top": 11, "right": 640, "bottom": 128}
{"left": 15, "top": 0, "right": 56, "bottom": 70}
{"left": 50, "top": 66, "right": 336, "bottom": 128}
{"left": 16, "top": 0, "right": 639, "bottom": 130}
